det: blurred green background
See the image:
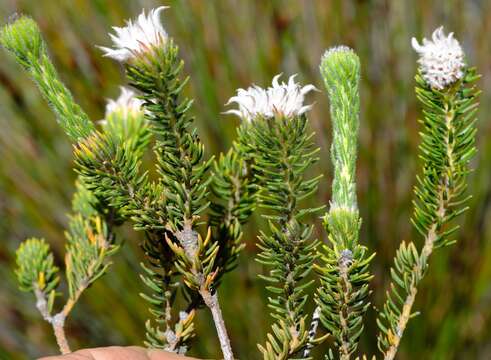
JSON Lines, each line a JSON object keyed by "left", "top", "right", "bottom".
{"left": 1, "top": 0, "right": 490, "bottom": 359}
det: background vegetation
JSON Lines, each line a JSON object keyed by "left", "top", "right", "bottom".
{"left": 0, "top": 0, "right": 490, "bottom": 359}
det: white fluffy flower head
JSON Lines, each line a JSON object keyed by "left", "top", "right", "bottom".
{"left": 105, "top": 87, "right": 144, "bottom": 118}
{"left": 411, "top": 26, "right": 465, "bottom": 90}
{"left": 99, "top": 7, "right": 169, "bottom": 62}
{"left": 225, "top": 74, "right": 316, "bottom": 121}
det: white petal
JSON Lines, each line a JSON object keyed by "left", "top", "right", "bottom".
{"left": 272, "top": 74, "right": 282, "bottom": 88}
{"left": 222, "top": 109, "right": 243, "bottom": 117}
{"left": 301, "top": 84, "right": 317, "bottom": 95}
{"left": 288, "top": 74, "right": 297, "bottom": 87}
{"left": 298, "top": 104, "right": 313, "bottom": 115}
{"left": 411, "top": 37, "right": 424, "bottom": 53}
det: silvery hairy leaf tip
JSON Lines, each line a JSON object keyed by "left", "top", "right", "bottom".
{"left": 225, "top": 74, "right": 317, "bottom": 122}
{"left": 411, "top": 26, "right": 465, "bottom": 90}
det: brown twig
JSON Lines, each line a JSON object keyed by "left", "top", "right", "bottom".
{"left": 200, "top": 289, "right": 234, "bottom": 360}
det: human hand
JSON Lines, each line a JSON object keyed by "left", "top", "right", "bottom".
{"left": 38, "top": 346, "right": 198, "bottom": 360}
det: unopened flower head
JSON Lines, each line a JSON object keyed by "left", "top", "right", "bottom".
{"left": 411, "top": 26, "right": 465, "bottom": 90}
{"left": 322, "top": 45, "right": 354, "bottom": 60}
{"left": 99, "top": 6, "right": 169, "bottom": 62}
{"left": 225, "top": 74, "right": 316, "bottom": 122}
{"left": 105, "top": 87, "right": 144, "bottom": 118}
{"left": 320, "top": 45, "right": 360, "bottom": 88}
{"left": 0, "top": 15, "right": 44, "bottom": 67}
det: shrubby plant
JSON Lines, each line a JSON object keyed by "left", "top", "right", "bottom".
{"left": 0, "top": 7, "right": 480, "bottom": 360}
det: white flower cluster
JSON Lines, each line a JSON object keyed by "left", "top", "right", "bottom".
{"left": 105, "top": 87, "right": 144, "bottom": 118}
{"left": 99, "top": 6, "right": 169, "bottom": 62}
{"left": 225, "top": 74, "right": 316, "bottom": 122}
{"left": 411, "top": 26, "right": 465, "bottom": 90}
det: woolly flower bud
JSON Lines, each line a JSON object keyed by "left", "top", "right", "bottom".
{"left": 411, "top": 26, "right": 465, "bottom": 90}
{"left": 322, "top": 45, "right": 354, "bottom": 59}
{"left": 99, "top": 7, "right": 169, "bottom": 62}
{"left": 320, "top": 46, "right": 361, "bottom": 214}
{"left": 0, "top": 15, "right": 44, "bottom": 68}
{"left": 320, "top": 45, "right": 360, "bottom": 87}
{"left": 225, "top": 74, "right": 316, "bottom": 122}
{"left": 105, "top": 87, "right": 144, "bottom": 118}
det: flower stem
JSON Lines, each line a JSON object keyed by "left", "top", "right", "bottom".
{"left": 200, "top": 289, "right": 234, "bottom": 360}
{"left": 383, "top": 101, "right": 453, "bottom": 360}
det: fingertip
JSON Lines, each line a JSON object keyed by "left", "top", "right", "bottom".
{"left": 146, "top": 349, "right": 198, "bottom": 360}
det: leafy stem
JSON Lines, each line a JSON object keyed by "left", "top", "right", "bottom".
{"left": 248, "top": 115, "right": 322, "bottom": 359}
{"left": 377, "top": 69, "right": 480, "bottom": 359}
{"left": 316, "top": 47, "right": 373, "bottom": 360}
{"left": 383, "top": 171, "right": 446, "bottom": 360}
{"left": 199, "top": 289, "right": 234, "bottom": 360}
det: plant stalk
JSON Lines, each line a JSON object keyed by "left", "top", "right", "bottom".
{"left": 200, "top": 289, "right": 234, "bottom": 360}
{"left": 383, "top": 224, "right": 437, "bottom": 360}
{"left": 384, "top": 102, "right": 453, "bottom": 360}
{"left": 51, "top": 314, "right": 70, "bottom": 354}
{"left": 34, "top": 287, "right": 71, "bottom": 354}
{"left": 339, "top": 255, "right": 353, "bottom": 360}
